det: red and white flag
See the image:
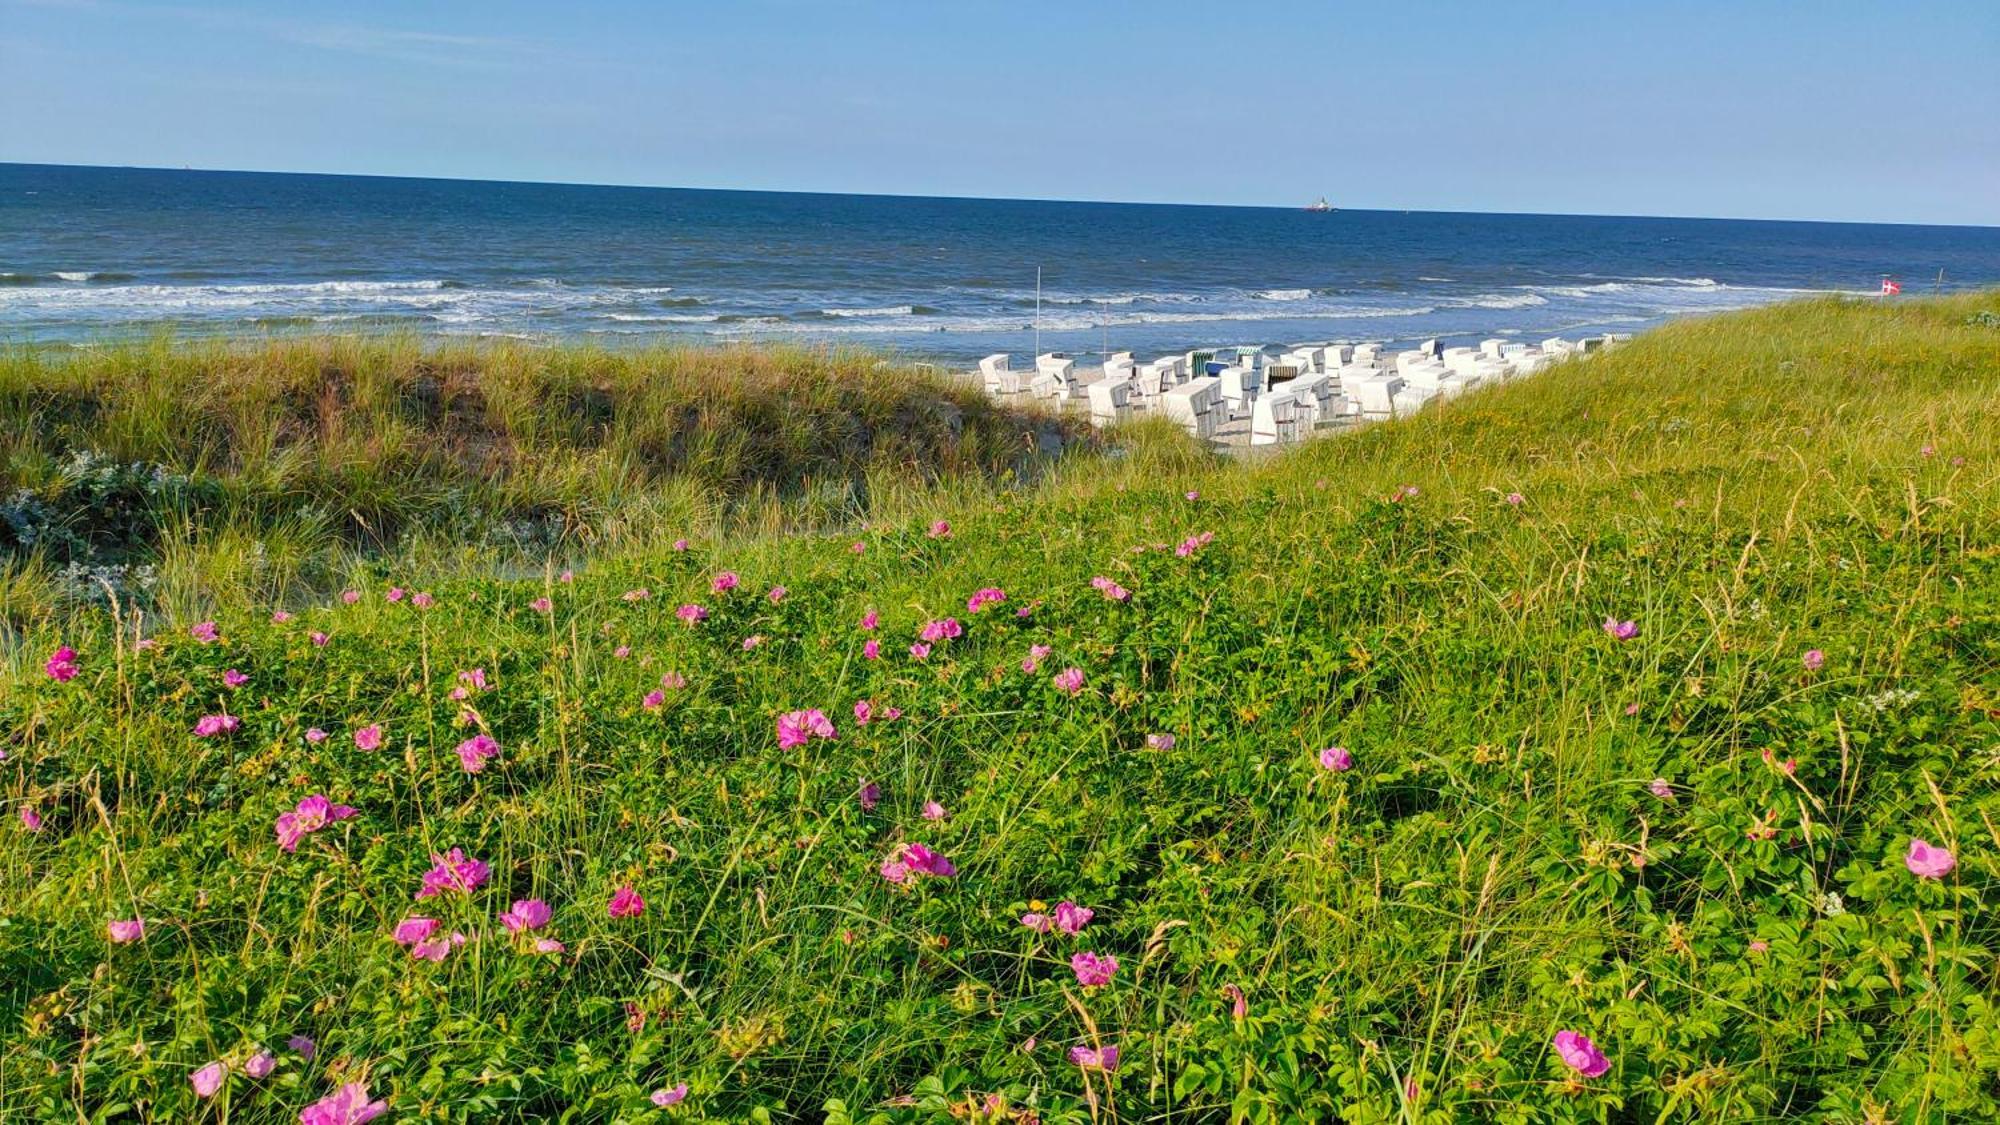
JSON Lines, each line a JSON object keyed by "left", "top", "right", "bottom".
{"left": 1881, "top": 278, "right": 1902, "bottom": 295}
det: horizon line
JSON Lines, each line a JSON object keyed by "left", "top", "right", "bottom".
{"left": 4, "top": 159, "right": 1993, "bottom": 232}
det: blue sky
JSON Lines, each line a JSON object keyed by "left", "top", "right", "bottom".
{"left": 4, "top": 0, "right": 1996, "bottom": 224}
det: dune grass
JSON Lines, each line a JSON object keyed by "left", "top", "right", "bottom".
{"left": 3, "top": 292, "right": 1999, "bottom": 1123}
{"left": 0, "top": 336, "right": 1085, "bottom": 627}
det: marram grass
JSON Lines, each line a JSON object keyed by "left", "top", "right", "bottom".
{"left": 3, "top": 292, "right": 2000, "bottom": 1123}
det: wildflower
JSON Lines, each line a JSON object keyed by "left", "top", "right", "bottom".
{"left": 341, "top": 590, "right": 361, "bottom": 605}
{"left": 741, "top": 634, "right": 764, "bottom": 651}
{"left": 1090, "top": 576, "right": 1132, "bottom": 602}
{"left": 44, "top": 646, "right": 80, "bottom": 682}
{"left": 500, "top": 899, "right": 552, "bottom": 933}
{"left": 1021, "top": 912, "right": 1052, "bottom": 933}
{"left": 300, "top": 1081, "right": 388, "bottom": 1125}
{"left": 385, "top": 587, "right": 405, "bottom": 603}
{"left": 243, "top": 1050, "right": 276, "bottom": 1079}
{"left": 1648, "top": 778, "right": 1675, "bottom": 801}
{"left": 1071, "top": 951, "right": 1118, "bottom": 987}
{"left": 643, "top": 690, "right": 666, "bottom": 710}
{"left": 1052, "top": 667, "right": 1085, "bottom": 695}
{"left": 652, "top": 1084, "right": 689, "bottom": 1107}
{"left": 1222, "top": 983, "right": 1248, "bottom": 1019}
{"left": 415, "top": 848, "right": 490, "bottom": 899}
{"left": 898, "top": 842, "right": 956, "bottom": 878}
{"left": 673, "top": 538, "right": 690, "bottom": 551}
{"left": 928, "top": 520, "right": 951, "bottom": 539}
{"left": 107, "top": 919, "right": 145, "bottom": 943}
{"left": 712, "top": 571, "right": 740, "bottom": 593}
{"left": 967, "top": 587, "right": 1007, "bottom": 612}
{"left": 854, "top": 700, "right": 873, "bottom": 724}
{"left": 925, "top": 618, "right": 964, "bottom": 643}
{"left": 1748, "top": 939, "right": 1769, "bottom": 953}
{"left": 311, "top": 631, "right": 330, "bottom": 647}
{"left": 412, "top": 592, "right": 434, "bottom": 609}
{"left": 393, "top": 916, "right": 440, "bottom": 945}
{"left": 533, "top": 937, "right": 566, "bottom": 954}
{"left": 353, "top": 724, "right": 383, "bottom": 751}
{"left": 860, "top": 610, "right": 880, "bottom": 631}
{"left": 882, "top": 706, "right": 903, "bottom": 720}
{"left": 1906, "top": 838, "right": 1956, "bottom": 879}
{"left": 272, "top": 611, "right": 293, "bottom": 623}
{"left": 608, "top": 885, "right": 646, "bottom": 917}
{"left": 922, "top": 800, "right": 947, "bottom": 821}
{"left": 613, "top": 645, "right": 631, "bottom": 659}
{"left": 454, "top": 734, "right": 500, "bottom": 774}
{"left": 194, "top": 713, "right": 241, "bottom": 738}
{"left": 777, "top": 708, "right": 836, "bottom": 749}
{"left": 531, "top": 596, "right": 553, "bottom": 614}
{"left": 1186, "top": 490, "right": 1200, "bottom": 500}
{"left": 1023, "top": 644, "right": 1051, "bottom": 674}
{"left": 1505, "top": 491, "right": 1525, "bottom": 506}
{"left": 191, "top": 621, "right": 219, "bottom": 643}
{"left": 1552, "top": 1030, "right": 1609, "bottom": 1077}
{"left": 1015, "top": 605, "right": 1033, "bottom": 618}
{"left": 879, "top": 856, "right": 911, "bottom": 884}
{"left": 909, "top": 642, "right": 932, "bottom": 660}
{"left": 223, "top": 668, "right": 249, "bottom": 688}
{"left": 768, "top": 585, "right": 787, "bottom": 603}
{"left": 1070, "top": 1045, "right": 1119, "bottom": 1072}
{"left": 1146, "top": 733, "right": 1176, "bottom": 750}
{"left": 1624, "top": 702, "right": 1641, "bottom": 716}
{"left": 622, "top": 588, "right": 651, "bottom": 602}
{"left": 1318, "top": 745, "right": 1353, "bottom": 772}
{"left": 676, "top": 604, "right": 707, "bottom": 624}
{"left": 275, "top": 794, "right": 358, "bottom": 853}
{"left": 863, "top": 639, "right": 882, "bottom": 660}
{"left": 305, "top": 727, "right": 329, "bottom": 743}
{"left": 1054, "top": 901, "right": 1093, "bottom": 934}
{"left": 858, "top": 781, "right": 882, "bottom": 810}
{"left": 851, "top": 541, "right": 867, "bottom": 554}
{"left": 1174, "top": 531, "right": 1214, "bottom": 557}
{"left": 191, "top": 1060, "right": 227, "bottom": 1099}
{"left": 660, "top": 671, "right": 686, "bottom": 689}
{"left": 1601, "top": 617, "right": 1639, "bottom": 640}
{"left": 1803, "top": 648, "right": 1825, "bottom": 672}
{"left": 20, "top": 806, "right": 43, "bottom": 833}
{"left": 288, "top": 1036, "right": 316, "bottom": 1059}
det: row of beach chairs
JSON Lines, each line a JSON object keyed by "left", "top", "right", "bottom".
{"left": 975, "top": 333, "right": 1629, "bottom": 443}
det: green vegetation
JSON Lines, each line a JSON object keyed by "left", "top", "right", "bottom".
{"left": 4, "top": 292, "right": 1999, "bottom": 1123}
{"left": 0, "top": 337, "right": 1083, "bottom": 626}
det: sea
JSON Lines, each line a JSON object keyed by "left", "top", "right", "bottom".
{"left": 4, "top": 162, "right": 1997, "bottom": 364}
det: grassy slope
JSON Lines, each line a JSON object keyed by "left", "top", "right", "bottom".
{"left": 0, "top": 337, "right": 1082, "bottom": 625}
{"left": 3, "top": 293, "right": 1999, "bottom": 1123}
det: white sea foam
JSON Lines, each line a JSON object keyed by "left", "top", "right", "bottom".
{"left": 1254, "top": 288, "right": 1312, "bottom": 301}
{"left": 53, "top": 271, "right": 91, "bottom": 282}
{"left": 821, "top": 305, "right": 916, "bottom": 318}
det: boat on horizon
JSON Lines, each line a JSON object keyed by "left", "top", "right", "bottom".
{"left": 1306, "top": 197, "right": 1334, "bottom": 213}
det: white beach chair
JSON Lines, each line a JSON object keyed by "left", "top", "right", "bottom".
{"left": 1086, "top": 376, "right": 1134, "bottom": 428}
{"left": 978, "top": 354, "right": 1017, "bottom": 395}
{"left": 1480, "top": 339, "right": 1508, "bottom": 360}
{"left": 1351, "top": 343, "right": 1382, "bottom": 367}
{"left": 1030, "top": 356, "right": 1078, "bottom": 400}
{"left": 1218, "top": 365, "right": 1262, "bottom": 417}
{"left": 1102, "top": 354, "right": 1136, "bottom": 381}
{"left": 1350, "top": 375, "right": 1404, "bottom": 418}
{"left": 1162, "top": 377, "right": 1222, "bottom": 440}
{"left": 1541, "top": 337, "right": 1575, "bottom": 356}
{"left": 1289, "top": 372, "right": 1334, "bottom": 423}
{"left": 1250, "top": 392, "right": 1305, "bottom": 446}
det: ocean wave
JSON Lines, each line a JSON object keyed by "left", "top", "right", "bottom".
{"left": 820, "top": 305, "right": 919, "bottom": 318}
{"left": 53, "top": 271, "right": 91, "bottom": 282}
{"left": 1254, "top": 288, "right": 1312, "bottom": 301}
{"left": 1447, "top": 292, "right": 1549, "bottom": 310}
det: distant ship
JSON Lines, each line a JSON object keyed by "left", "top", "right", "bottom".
{"left": 1306, "top": 197, "right": 1335, "bottom": 213}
